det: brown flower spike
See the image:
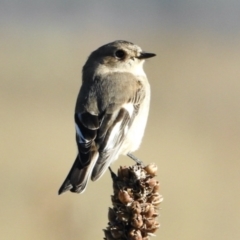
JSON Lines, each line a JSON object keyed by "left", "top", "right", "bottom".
{"left": 104, "top": 163, "right": 163, "bottom": 240}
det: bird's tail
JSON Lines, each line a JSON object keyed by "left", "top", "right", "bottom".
{"left": 58, "top": 153, "right": 99, "bottom": 195}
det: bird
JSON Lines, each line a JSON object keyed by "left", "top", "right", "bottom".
{"left": 58, "top": 40, "right": 156, "bottom": 194}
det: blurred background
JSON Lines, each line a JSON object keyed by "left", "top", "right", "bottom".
{"left": 1, "top": 1, "right": 240, "bottom": 239}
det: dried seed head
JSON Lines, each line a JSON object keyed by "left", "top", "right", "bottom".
{"left": 147, "top": 222, "right": 160, "bottom": 233}
{"left": 144, "top": 218, "right": 156, "bottom": 228}
{"left": 131, "top": 214, "right": 143, "bottom": 228}
{"left": 130, "top": 165, "right": 146, "bottom": 180}
{"left": 104, "top": 163, "right": 161, "bottom": 240}
{"left": 144, "top": 164, "right": 158, "bottom": 177}
{"left": 145, "top": 178, "right": 158, "bottom": 189}
{"left": 152, "top": 181, "right": 160, "bottom": 193}
{"left": 118, "top": 166, "right": 130, "bottom": 180}
{"left": 108, "top": 207, "right": 116, "bottom": 223}
{"left": 147, "top": 192, "right": 163, "bottom": 206}
{"left": 131, "top": 201, "right": 142, "bottom": 214}
{"left": 128, "top": 229, "right": 142, "bottom": 240}
{"left": 110, "top": 226, "right": 123, "bottom": 239}
{"left": 118, "top": 190, "right": 133, "bottom": 205}
{"left": 111, "top": 195, "right": 120, "bottom": 207}
{"left": 117, "top": 210, "right": 129, "bottom": 222}
{"left": 104, "top": 230, "right": 115, "bottom": 240}
{"left": 143, "top": 204, "right": 155, "bottom": 218}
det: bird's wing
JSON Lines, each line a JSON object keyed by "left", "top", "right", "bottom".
{"left": 90, "top": 73, "right": 145, "bottom": 181}
{"left": 91, "top": 101, "right": 140, "bottom": 181}
{"left": 58, "top": 112, "right": 100, "bottom": 194}
{"left": 58, "top": 72, "right": 145, "bottom": 194}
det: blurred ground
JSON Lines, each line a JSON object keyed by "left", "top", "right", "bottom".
{"left": 0, "top": 1, "right": 240, "bottom": 240}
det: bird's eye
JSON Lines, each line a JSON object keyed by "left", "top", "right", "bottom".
{"left": 115, "top": 50, "right": 125, "bottom": 59}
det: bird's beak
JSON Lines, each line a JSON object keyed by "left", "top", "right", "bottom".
{"left": 137, "top": 52, "right": 156, "bottom": 59}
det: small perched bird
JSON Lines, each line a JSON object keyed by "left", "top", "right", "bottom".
{"left": 58, "top": 40, "right": 156, "bottom": 194}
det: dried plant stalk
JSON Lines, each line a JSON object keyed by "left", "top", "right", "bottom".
{"left": 104, "top": 163, "right": 163, "bottom": 240}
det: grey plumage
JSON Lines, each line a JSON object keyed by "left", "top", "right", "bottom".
{"left": 58, "top": 40, "right": 155, "bottom": 194}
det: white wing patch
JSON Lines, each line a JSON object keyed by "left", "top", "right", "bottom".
{"left": 75, "top": 123, "right": 90, "bottom": 144}
{"left": 104, "top": 121, "right": 122, "bottom": 150}
{"left": 122, "top": 102, "right": 134, "bottom": 118}
{"left": 102, "top": 104, "right": 134, "bottom": 152}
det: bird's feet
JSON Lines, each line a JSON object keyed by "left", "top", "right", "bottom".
{"left": 127, "top": 153, "right": 144, "bottom": 165}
